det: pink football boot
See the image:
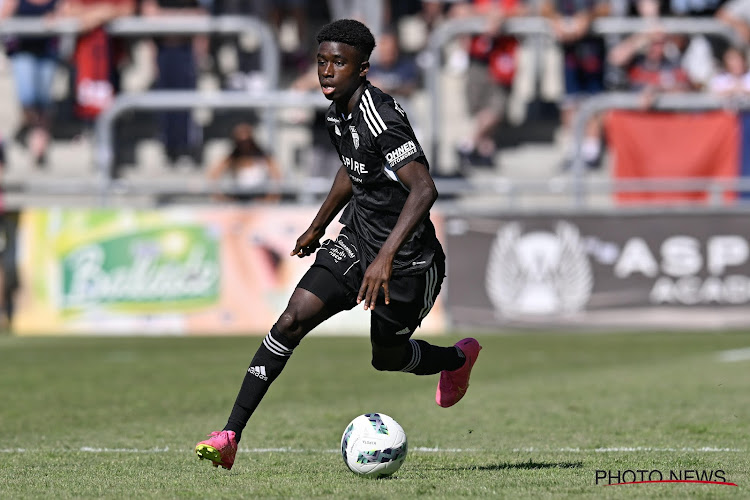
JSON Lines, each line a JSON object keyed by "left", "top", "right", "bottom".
{"left": 436, "top": 338, "right": 482, "bottom": 408}
{"left": 195, "top": 430, "right": 238, "bottom": 470}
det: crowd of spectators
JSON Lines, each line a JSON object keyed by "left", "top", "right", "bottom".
{"left": 1, "top": 0, "right": 750, "bottom": 182}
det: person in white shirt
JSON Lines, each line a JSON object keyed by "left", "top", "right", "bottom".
{"left": 708, "top": 45, "right": 750, "bottom": 96}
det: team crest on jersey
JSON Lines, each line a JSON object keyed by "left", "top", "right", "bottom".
{"left": 394, "top": 100, "right": 406, "bottom": 116}
{"left": 349, "top": 125, "right": 359, "bottom": 149}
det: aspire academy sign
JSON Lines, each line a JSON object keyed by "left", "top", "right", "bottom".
{"left": 444, "top": 212, "right": 750, "bottom": 329}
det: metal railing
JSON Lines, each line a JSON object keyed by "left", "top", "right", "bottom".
{"left": 569, "top": 91, "right": 750, "bottom": 206}
{"left": 93, "top": 89, "right": 330, "bottom": 200}
{"left": 422, "top": 16, "right": 744, "bottom": 166}
{"left": 0, "top": 15, "right": 279, "bottom": 88}
{"left": 3, "top": 15, "right": 750, "bottom": 209}
{"left": 0, "top": 15, "right": 282, "bottom": 149}
{"left": 6, "top": 168, "right": 750, "bottom": 211}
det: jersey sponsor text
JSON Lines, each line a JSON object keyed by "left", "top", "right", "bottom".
{"left": 386, "top": 141, "right": 417, "bottom": 167}
{"left": 342, "top": 156, "right": 369, "bottom": 175}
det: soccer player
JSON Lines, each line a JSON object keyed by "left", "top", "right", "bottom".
{"left": 195, "top": 19, "right": 482, "bottom": 470}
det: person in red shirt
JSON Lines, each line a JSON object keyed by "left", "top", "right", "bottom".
{"left": 58, "top": 0, "right": 136, "bottom": 121}
{"left": 608, "top": 30, "right": 692, "bottom": 107}
{"left": 451, "top": 0, "right": 527, "bottom": 168}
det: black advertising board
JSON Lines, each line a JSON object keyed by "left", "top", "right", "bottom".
{"left": 444, "top": 212, "right": 750, "bottom": 330}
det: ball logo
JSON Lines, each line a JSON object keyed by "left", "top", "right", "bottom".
{"left": 485, "top": 221, "right": 593, "bottom": 317}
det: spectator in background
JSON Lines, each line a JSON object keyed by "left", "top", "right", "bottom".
{"left": 271, "top": 0, "right": 312, "bottom": 72}
{"left": 608, "top": 29, "right": 693, "bottom": 107}
{"left": 383, "top": 0, "right": 454, "bottom": 36}
{"left": 58, "top": 0, "right": 135, "bottom": 124}
{"left": 605, "top": 0, "right": 662, "bottom": 90}
{"left": 717, "top": 0, "right": 750, "bottom": 45}
{"left": 416, "top": 0, "right": 452, "bottom": 31}
{"left": 708, "top": 44, "right": 750, "bottom": 95}
{"left": 607, "top": 0, "right": 714, "bottom": 91}
{"left": 206, "top": 122, "right": 282, "bottom": 203}
{"left": 327, "top": 0, "right": 385, "bottom": 38}
{"left": 0, "top": 0, "right": 60, "bottom": 167}
{"left": 451, "top": 0, "right": 527, "bottom": 169}
{"left": 208, "top": 0, "right": 265, "bottom": 91}
{"left": 141, "top": 0, "right": 207, "bottom": 166}
{"left": 540, "top": 0, "right": 610, "bottom": 169}
{"left": 368, "top": 29, "right": 419, "bottom": 99}
{"left": 670, "top": 0, "right": 724, "bottom": 17}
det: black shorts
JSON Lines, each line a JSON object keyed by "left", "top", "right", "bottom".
{"left": 297, "top": 226, "right": 445, "bottom": 347}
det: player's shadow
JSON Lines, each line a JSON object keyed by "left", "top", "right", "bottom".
{"left": 436, "top": 460, "right": 583, "bottom": 471}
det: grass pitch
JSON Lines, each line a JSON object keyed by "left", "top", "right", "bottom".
{"left": 1, "top": 331, "right": 748, "bottom": 499}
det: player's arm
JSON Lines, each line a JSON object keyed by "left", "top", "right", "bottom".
{"left": 358, "top": 160, "right": 437, "bottom": 310}
{"left": 291, "top": 165, "right": 353, "bottom": 257}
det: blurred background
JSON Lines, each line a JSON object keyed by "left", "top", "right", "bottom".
{"left": 1, "top": 0, "right": 750, "bottom": 336}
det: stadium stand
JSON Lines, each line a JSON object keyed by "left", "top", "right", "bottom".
{"left": 0, "top": 8, "right": 749, "bottom": 209}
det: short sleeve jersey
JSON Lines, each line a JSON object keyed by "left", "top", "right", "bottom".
{"left": 325, "top": 81, "right": 443, "bottom": 277}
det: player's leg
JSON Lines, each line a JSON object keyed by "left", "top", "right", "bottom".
{"left": 369, "top": 259, "right": 482, "bottom": 406}
{"left": 370, "top": 328, "right": 481, "bottom": 409}
{"left": 196, "top": 266, "right": 349, "bottom": 469}
{"left": 222, "top": 285, "right": 339, "bottom": 440}
{"left": 369, "top": 258, "right": 467, "bottom": 375}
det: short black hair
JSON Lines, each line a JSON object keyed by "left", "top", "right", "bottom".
{"left": 316, "top": 19, "right": 376, "bottom": 61}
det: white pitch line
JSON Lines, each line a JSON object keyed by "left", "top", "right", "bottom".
{"left": 0, "top": 446, "right": 744, "bottom": 454}
{"left": 79, "top": 447, "right": 171, "bottom": 453}
{"left": 718, "top": 347, "right": 750, "bottom": 363}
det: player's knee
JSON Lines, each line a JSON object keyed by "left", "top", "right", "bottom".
{"left": 275, "top": 310, "right": 305, "bottom": 343}
{"left": 370, "top": 351, "right": 404, "bottom": 372}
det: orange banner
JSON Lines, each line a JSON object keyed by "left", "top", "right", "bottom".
{"left": 606, "top": 110, "right": 739, "bottom": 203}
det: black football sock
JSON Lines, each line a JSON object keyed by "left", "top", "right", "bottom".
{"left": 224, "top": 326, "right": 298, "bottom": 442}
{"left": 400, "top": 339, "right": 465, "bottom": 375}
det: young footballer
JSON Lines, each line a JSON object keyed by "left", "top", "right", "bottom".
{"left": 195, "top": 19, "right": 482, "bottom": 470}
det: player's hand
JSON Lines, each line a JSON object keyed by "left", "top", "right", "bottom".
{"left": 290, "top": 227, "right": 323, "bottom": 258}
{"left": 358, "top": 254, "right": 393, "bottom": 311}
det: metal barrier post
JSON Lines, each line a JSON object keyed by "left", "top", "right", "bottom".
{"left": 94, "top": 90, "right": 330, "bottom": 201}
{"left": 106, "top": 16, "right": 282, "bottom": 153}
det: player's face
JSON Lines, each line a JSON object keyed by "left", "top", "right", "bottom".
{"left": 317, "top": 41, "right": 368, "bottom": 105}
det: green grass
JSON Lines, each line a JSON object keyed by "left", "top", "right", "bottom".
{"left": 1, "top": 331, "right": 749, "bottom": 498}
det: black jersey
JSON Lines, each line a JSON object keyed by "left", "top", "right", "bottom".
{"left": 325, "top": 81, "right": 443, "bottom": 277}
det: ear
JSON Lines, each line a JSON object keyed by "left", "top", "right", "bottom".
{"left": 359, "top": 60, "right": 370, "bottom": 78}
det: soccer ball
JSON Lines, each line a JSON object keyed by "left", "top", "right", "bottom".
{"left": 340, "top": 413, "right": 408, "bottom": 478}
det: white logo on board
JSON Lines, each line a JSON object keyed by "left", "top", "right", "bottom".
{"left": 485, "top": 221, "right": 593, "bottom": 317}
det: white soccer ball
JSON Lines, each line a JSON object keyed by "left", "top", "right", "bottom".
{"left": 340, "top": 413, "right": 408, "bottom": 478}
